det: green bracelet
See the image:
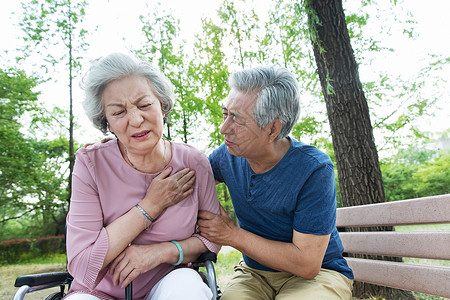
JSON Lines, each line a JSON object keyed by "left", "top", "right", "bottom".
{"left": 170, "top": 240, "right": 183, "bottom": 266}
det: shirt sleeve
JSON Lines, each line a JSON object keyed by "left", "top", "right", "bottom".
{"left": 293, "top": 163, "right": 337, "bottom": 235}
{"left": 66, "top": 149, "right": 109, "bottom": 289}
{"left": 208, "top": 144, "right": 225, "bottom": 183}
{"left": 192, "top": 150, "right": 221, "bottom": 254}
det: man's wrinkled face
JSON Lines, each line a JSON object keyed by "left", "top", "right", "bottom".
{"left": 220, "top": 88, "right": 271, "bottom": 159}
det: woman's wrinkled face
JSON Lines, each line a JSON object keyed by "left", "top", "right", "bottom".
{"left": 102, "top": 76, "right": 165, "bottom": 154}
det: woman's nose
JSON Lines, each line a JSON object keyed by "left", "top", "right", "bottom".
{"left": 128, "top": 108, "right": 144, "bottom": 126}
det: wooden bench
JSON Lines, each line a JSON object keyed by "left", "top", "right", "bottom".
{"left": 336, "top": 194, "right": 450, "bottom": 298}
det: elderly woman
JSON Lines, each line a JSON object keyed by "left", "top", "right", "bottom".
{"left": 65, "top": 53, "right": 220, "bottom": 300}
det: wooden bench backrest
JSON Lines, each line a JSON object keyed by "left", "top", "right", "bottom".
{"left": 336, "top": 194, "right": 450, "bottom": 298}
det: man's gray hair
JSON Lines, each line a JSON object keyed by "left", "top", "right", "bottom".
{"left": 81, "top": 52, "right": 174, "bottom": 134}
{"left": 229, "top": 66, "right": 300, "bottom": 140}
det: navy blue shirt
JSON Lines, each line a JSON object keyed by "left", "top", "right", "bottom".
{"left": 209, "top": 137, "right": 353, "bottom": 279}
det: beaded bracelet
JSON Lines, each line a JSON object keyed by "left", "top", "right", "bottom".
{"left": 171, "top": 240, "right": 184, "bottom": 265}
{"left": 135, "top": 204, "right": 155, "bottom": 230}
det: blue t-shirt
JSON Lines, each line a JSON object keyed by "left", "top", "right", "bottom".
{"left": 209, "top": 137, "right": 353, "bottom": 279}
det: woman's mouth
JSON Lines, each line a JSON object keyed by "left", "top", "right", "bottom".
{"left": 132, "top": 130, "right": 150, "bottom": 140}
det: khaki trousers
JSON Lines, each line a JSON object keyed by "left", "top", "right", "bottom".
{"left": 221, "top": 260, "right": 353, "bottom": 300}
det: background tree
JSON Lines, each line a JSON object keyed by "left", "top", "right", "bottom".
{"left": 18, "top": 0, "right": 89, "bottom": 203}
{"left": 263, "top": 0, "right": 331, "bottom": 150}
{"left": 171, "top": 60, "right": 206, "bottom": 144}
{"left": 381, "top": 132, "right": 450, "bottom": 201}
{"left": 192, "top": 18, "right": 230, "bottom": 149}
{"left": 217, "top": 0, "right": 260, "bottom": 69}
{"left": 304, "top": 0, "right": 415, "bottom": 298}
{"left": 0, "top": 68, "right": 69, "bottom": 239}
{"left": 136, "top": 2, "right": 204, "bottom": 143}
{"left": 191, "top": 18, "right": 235, "bottom": 215}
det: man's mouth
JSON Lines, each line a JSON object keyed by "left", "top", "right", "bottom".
{"left": 224, "top": 138, "right": 234, "bottom": 146}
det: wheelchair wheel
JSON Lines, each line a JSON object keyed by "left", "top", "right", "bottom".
{"left": 45, "top": 292, "right": 64, "bottom": 300}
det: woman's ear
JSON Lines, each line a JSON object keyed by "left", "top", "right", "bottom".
{"left": 107, "top": 122, "right": 116, "bottom": 136}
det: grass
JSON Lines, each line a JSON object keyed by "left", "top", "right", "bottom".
{"left": 1, "top": 254, "right": 67, "bottom": 300}
{"left": 3, "top": 251, "right": 242, "bottom": 300}
{"left": 213, "top": 249, "right": 242, "bottom": 288}
{"left": 396, "top": 224, "right": 450, "bottom": 268}
{"left": 3, "top": 232, "right": 449, "bottom": 300}
{"left": 395, "top": 224, "right": 450, "bottom": 231}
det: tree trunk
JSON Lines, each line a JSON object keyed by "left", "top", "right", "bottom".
{"left": 68, "top": 1, "right": 74, "bottom": 207}
{"left": 304, "top": 0, "right": 415, "bottom": 299}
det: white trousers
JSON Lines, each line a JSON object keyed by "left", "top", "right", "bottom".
{"left": 64, "top": 268, "right": 212, "bottom": 300}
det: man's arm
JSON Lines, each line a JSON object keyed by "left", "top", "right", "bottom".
{"left": 198, "top": 206, "right": 330, "bottom": 279}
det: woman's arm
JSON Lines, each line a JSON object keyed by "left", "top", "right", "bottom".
{"left": 67, "top": 151, "right": 195, "bottom": 288}
{"left": 192, "top": 151, "right": 222, "bottom": 254}
{"left": 103, "top": 167, "right": 195, "bottom": 268}
{"left": 108, "top": 150, "right": 221, "bottom": 288}
{"left": 109, "top": 236, "right": 208, "bottom": 288}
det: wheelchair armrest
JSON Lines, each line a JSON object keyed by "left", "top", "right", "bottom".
{"left": 193, "top": 251, "right": 217, "bottom": 264}
{"left": 14, "top": 272, "right": 73, "bottom": 288}
{"left": 192, "top": 252, "right": 220, "bottom": 299}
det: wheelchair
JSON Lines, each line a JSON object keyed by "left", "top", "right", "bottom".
{"left": 13, "top": 251, "right": 222, "bottom": 300}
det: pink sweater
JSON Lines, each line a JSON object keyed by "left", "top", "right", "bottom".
{"left": 66, "top": 139, "right": 220, "bottom": 299}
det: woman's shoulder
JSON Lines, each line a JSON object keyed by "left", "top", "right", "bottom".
{"left": 171, "top": 141, "right": 206, "bottom": 157}
{"left": 76, "top": 139, "right": 118, "bottom": 159}
{"left": 171, "top": 141, "right": 210, "bottom": 168}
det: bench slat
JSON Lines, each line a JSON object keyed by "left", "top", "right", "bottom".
{"left": 336, "top": 194, "right": 450, "bottom": 227}
{"left": 346, "top": 257, "right": 450, "bottom": 298}
{"left": 340, "top": 231, "right": 450, "bottom": 260}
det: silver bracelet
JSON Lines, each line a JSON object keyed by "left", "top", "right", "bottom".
{"left": 135, "top": 204, "right": 155, "bottom": 230}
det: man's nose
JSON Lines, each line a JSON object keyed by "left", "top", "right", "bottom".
{"left": 220, "top": 115, "right": 233, "bottom": 135}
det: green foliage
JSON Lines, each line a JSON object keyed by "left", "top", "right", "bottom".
{"left": 216, "top": 183, "right": 235, "bottom": 222}
{"left": 2, "top": 0, "right": 447, "bottom": 250}
{"left": 412, "top": 153, "right": 450, "bottom": 196}
{"left": 381, "top": 142, "right": 450, "bottom": 201}
{"left": 291, "top": 116, "right": 324, "bottom": 141}
{"left": 217, "top": 0, "right": 260, "bottom": 68}
{"left": 214, "top": 250, "right": 241, "bottom": 287}
{"left": 18, "top": 0, "right": 89, "bottom": 74}
{"left": 18, "top": 0, "right": 91, "bottom": 209}
{"left": 262, "top": 0, "right": 322, "bottom": 100}
{"left": 0, "top": 235, "right": 65, "bottom": 265}
{"left": 137, "top": 2, "right": 180, "bottom": 73}
{"left": 192, "top": 18, "right": 230, "bottom": 148}
{"left": 0, "top": 67, "right": 69, "bottom": 240}
{"left": 136, "top": 2, "right": 205, "bottom": 143}
{"left": 11, "top": 252, "right": 67, "bottom": 266}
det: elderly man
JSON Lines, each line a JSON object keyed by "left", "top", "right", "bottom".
{"left": 198, "top": 66, "right": 353, "bottom": 299}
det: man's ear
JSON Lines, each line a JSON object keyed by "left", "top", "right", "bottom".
{"left": 268, "top": 119, "right": 283, "bottom": 142}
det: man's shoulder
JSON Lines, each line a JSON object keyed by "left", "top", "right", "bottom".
{"left": 289, "top": 138, "right": 332, "bottom": 166}
{"left": 209, "top": 143, "right": 231, "bottom": 160}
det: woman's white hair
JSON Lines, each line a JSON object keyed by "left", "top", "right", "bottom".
{"left": 81, "top": 52, "right": 174, "bottom": 134}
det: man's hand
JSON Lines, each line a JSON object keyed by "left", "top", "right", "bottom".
{"left": 197, "top": 205, "right": 239, "bottom": 247}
